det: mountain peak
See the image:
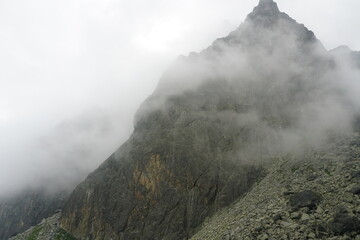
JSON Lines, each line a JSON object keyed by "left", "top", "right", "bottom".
{"left": 246, "top": 0, "right": 282, "bottom": 25}
{"left": 255, "top": 0, "right": 280, "bottom": 14}
{"left": 259, "top": 0, "right": 278, "bottom": 7}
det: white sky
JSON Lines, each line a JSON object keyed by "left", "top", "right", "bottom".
{"left": 1, "top": 0, "right": 360, "bottom": 197}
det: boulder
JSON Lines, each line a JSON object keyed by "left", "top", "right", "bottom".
{"left": 289, "top": 190, "right": 321, "bottom": 210}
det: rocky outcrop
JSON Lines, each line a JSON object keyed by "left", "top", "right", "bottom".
{"left": 0, "top": 190, "right": 68, "bottom": 239}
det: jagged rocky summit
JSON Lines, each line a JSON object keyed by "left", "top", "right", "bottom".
{"left": 6, "top": 0, "right": 360, "bottom": 239}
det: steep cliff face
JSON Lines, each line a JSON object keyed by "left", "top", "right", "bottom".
{"left": 60, "top": 89, "right": 265, "bottom": 239}
{"left": 60, "top": 1, "right": 359, "bottom": 240}
{"left": 0, "top": 190, "right": 67, "bottom": 239}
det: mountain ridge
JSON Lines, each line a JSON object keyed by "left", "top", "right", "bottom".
{"left": 59, "top": 0, "right": 360, "bottom": 239}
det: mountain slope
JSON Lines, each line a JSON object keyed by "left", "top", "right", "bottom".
{"left": 59, "top": 1, "right": 360, "bottom": 239}
{"left": 191, "top": 135, "right": 360, "bottom": 239}
{"left": 0, "top": 190, "right": 67, "bottom": 240}
{"left": 9, "top": 213, "right": 77, "bottom": 240}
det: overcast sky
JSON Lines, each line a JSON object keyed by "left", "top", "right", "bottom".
{"left": 1, "top": 0, "right": 360, "bottom": 198}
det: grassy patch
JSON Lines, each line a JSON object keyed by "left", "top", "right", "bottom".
{"left": 27, "top": 226, "right": 42, "bottom": 240}
{"left": 55, "top": 228, "right": 77, "bottom": 240}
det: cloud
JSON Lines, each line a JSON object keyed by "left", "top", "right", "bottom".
{"left": 135, "top": 6, "right": 360, "bottom": 166}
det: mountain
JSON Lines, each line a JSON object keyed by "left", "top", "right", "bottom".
{"left": 7, "top": 0, "right": 360, "bottom": 239}
{"left": 59, "top": 0, "right": 360, "bottom": 239}
{"left": 330, "top": 45, "right": 360, "bottom": 68}
{"left": 0, "top": 189, "right": 68, "bottom": 239}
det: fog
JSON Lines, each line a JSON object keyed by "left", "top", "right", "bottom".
{"left": 1, "top": 0, "right": 360, "bottom": 199}
{"left": 137, "top": 2, "right": 360, "bottom": 168}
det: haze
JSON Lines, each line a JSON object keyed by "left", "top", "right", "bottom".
{"left": 1, "top": 0, "right": 360, "bottom": 199}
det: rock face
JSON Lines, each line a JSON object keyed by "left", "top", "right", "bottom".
{"left": 0, "top": 190, "right": 67, "bottom": 239}
{"left": 61, "top": 137, "right": 262, "bottom": 240}
{"left": 60, "top": 1, "right": 360, "bottom": 240}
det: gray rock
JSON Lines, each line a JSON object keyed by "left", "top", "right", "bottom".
{"left": 289, "top": 190, "right": 322, "bottom": 210}
{"left": 351, "top": 171, "right": 360, "bottom": 179}
{"left": 316, "top": 206, "right": 324, "bottom": 214}
{"left": 308, "top": 232, "right": 316, "bottom": 238}
{"left": 301, "top": 213, "right": 310, "bottom": 221}
{"left": 350, "top": 186, "right": 360, "bottom": 195}
{"left": 290, "top": 212, "right": 300, "bottom": 219}
{"left": 257, "top": 233, "right": 269, "bottom": 240}
{"left": 329, "top": 208, "right": 360, "bottom": 235}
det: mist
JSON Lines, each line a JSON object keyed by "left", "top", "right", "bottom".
{"left": 1, "top": 0, "right": 360, "bottom": 199}
{"left": 135, "top": 0, "right": 360, "bottom": 166}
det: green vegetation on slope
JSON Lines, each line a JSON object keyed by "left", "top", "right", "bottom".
{"left": 27, "top": 226, "right": 42, "bottom": 240}
{"left": 55, "top": 228, "right": 77, "bottom": 240}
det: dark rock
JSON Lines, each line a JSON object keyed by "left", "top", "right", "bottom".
{"left": 351, "top": 171, "right": 360, "bottom": 179}
{"left": 283, "top": 191, "right": 295, "bottom": 196}
{"left": 329, "top": 208, "right": 360, "bottom": 235}
{"left": 307, "top": 174, "right": 317, "bottom": 181}
{"left": 289, "top": 190, "right": 321, "bottom": 210}
{"left": 314, "top": 223, "right": 329, "bottom": 238}
{"left": 272, "top": 213, "right": 282, "bottom": 222}
{"left": 350, "top": 186, "right": 360, "bottom": 195}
